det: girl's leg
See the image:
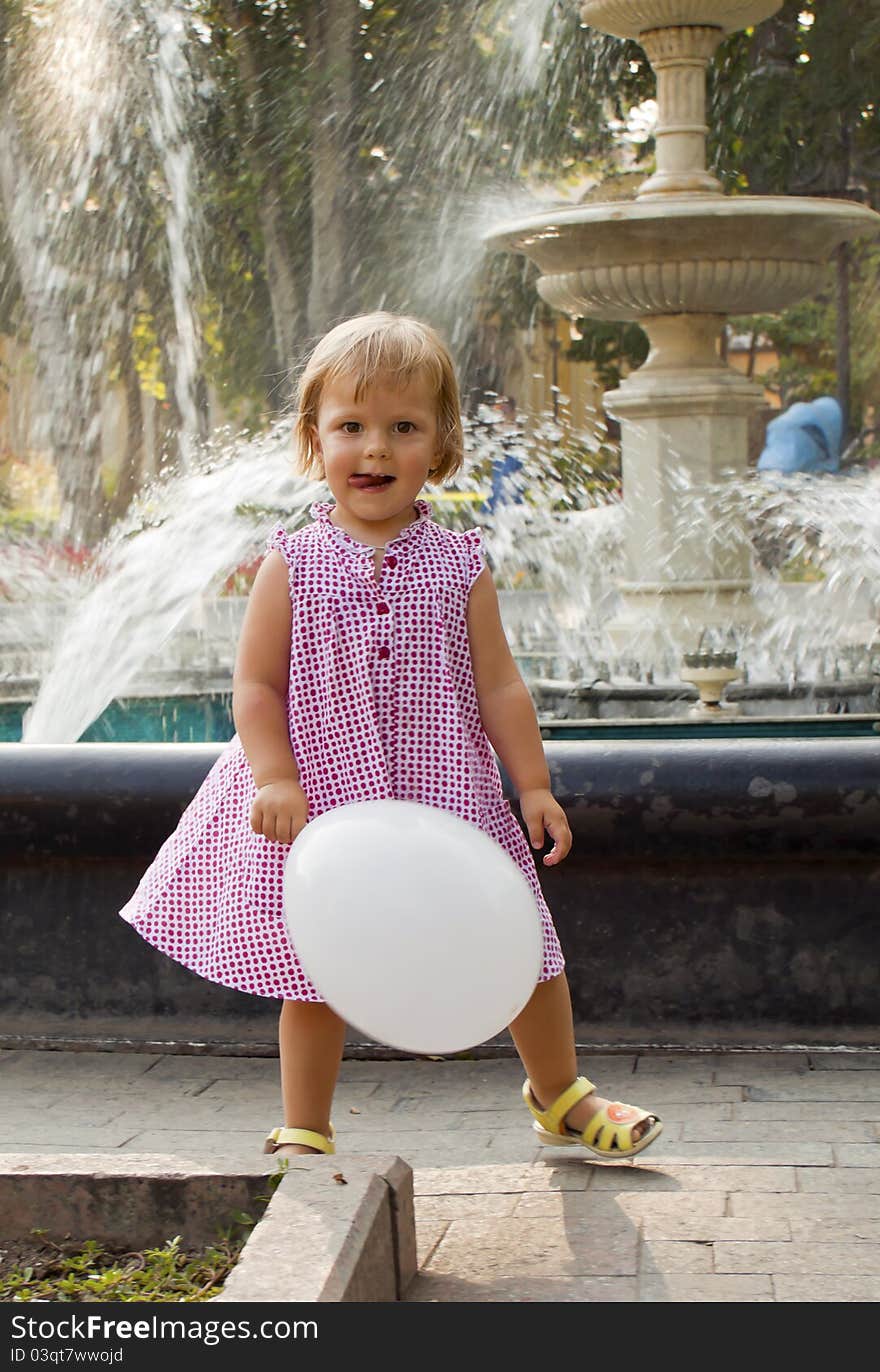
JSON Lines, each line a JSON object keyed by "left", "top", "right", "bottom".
{"left": 508, "top": 972, "right": 650, "bottom": 1141}
{"left": 276, "top": 999, "right": 347, "bottom": 1156}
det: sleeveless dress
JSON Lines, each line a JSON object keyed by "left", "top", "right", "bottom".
{"left": 119, "top": 499, "right": 565, "bottom": 1001}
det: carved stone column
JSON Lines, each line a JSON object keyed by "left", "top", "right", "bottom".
{"left": 636, "top": 26, "right": 723, "bottom": 197}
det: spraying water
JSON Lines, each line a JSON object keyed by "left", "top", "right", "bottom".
{"left": 21, "top": 424, "right": 311, "bottom": 745}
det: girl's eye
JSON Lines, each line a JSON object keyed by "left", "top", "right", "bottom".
{"left": 395, "top": 421, "right": 415, "bottom": 433}
{"left": 341, "top": 421, "right": 361, "bottom": 433}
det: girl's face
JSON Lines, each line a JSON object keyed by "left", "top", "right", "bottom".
{"left": 311, "top": 371, "right": 440, "bottom": 540}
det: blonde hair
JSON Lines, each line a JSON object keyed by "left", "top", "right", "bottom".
{"left": 294, "top": 312, "right": 464, "bottom": 483}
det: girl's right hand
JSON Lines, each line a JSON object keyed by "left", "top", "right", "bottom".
{"left": 250, "top": 779, "right": 309, "bottom": 844}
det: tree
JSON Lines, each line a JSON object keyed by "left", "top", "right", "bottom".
{"left": 710, "top": 0, "right": 880, "bottom": 436}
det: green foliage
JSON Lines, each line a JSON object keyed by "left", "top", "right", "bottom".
{"left": 731, "top": 239, "right": 880, "bottom": 416}
{"left": 709, "top": 0, "right": 880, "bottom": 202}
{"left": 0, "top": 1231, "right": 250, "bottom": 1303}
{"left": 567, "top": 317, "right": 649, "bottom": 390}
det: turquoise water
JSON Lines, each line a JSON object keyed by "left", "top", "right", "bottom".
{"left": 1, "top": 694, "right": 235, "bottom": 744}
{"left": 3, "top": 693, "right": 879, "bottom": 742}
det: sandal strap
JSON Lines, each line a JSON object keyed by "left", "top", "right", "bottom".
{"left": 264, "top": 1125, "right": 335, "bottom": 1155}
{"left": 580, "top": 1102, "right": 652, "bottom": 1153}
{"left": 522, "top": 1076, "right": 596, "bottom": 1135}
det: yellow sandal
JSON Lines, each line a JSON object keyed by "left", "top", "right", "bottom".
{"left": 263, "top": 1125, "right": 336, "bottom": 1156}
{"left": 523, "top": 1076, "right": 662, "bottom": 1160}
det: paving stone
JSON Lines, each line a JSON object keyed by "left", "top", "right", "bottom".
{"left": 407, "top": 1272, "right": 639, "bottom": 1302}
{"left": 344, "top": 1127, "right": 496, "bottom": 1153}
{"left": 423, "top": 1215, "right": 639, "bottom": 1278}
{"left": 655, "top": 1103, "right": 734, "bottom": 1122}
{"left": 612, "top": 1085, "right": 745, "bottom": 1104}
{"left": 626, "top": 1141, "right": 833, "bottom": 1166}
{"left": 52, "top": 1079, "right": 220, "bottom": 1102}
{"left": 515, "top": 1191, "right": 726, "bottom": 1220}
{"left": 0, "top": 1144, "right": 112, "bottom": 1155}
{"left": 413, "top": 1164, "right": 593, "bottom": 1195}
{"left": 400, "top": 1144, "right": 544, "bottom": 1169}
{"left": 471, "top": 1193, "right": 631, "bottom": 1228}
{"left": 808, "top": 1054, "right": 880, "bottom": 1071}
{"left": 749, "top": 1078, "right": 880, "bottom": 1102}
{"left": 715, "top": 1242, "right": 880, "bottom": 1274}
{"left": 795, "top": 1168, "right": 880, "bottom": 1193}
{"left": 415, "top": 1194, "right": 519, "bottom": 1220}
{"left": 0, "top": 1055, "right": 163, "bottom": 1083}
{"left": 730, "top": 1193, "right": 880, "bottom": 1219}
{"left": 329, "top": 1110, "right": 479, "bottom": 1134}
{"left": 0, "top": 1124, "right": 153, "bottom": 1148}
{"left": 415, "top": 1218, "right": 448, "bottom": 1267}
{"left": 0, "top": 1104, "right": 129, "bottom": 1131}
{"left": 379, "top": 1086, "right": 524, "bottom": 1110}
{"left": 117, "top": 1128, "right": 262, "bottom": 1155}
{"left": 639, "top": 1275, "right": 774, "bottom": 1302}
{"left": 142, "top": 1056, "right": 283, "bottom": 1082}
{"left": 773, "top": 1275, "right": 880, "bottom": 1301}
{"left": 390, "top": 1098, "right": 522, "bottom": 1118}
{"left": 833, "top": 1144, "right": 880, "bottom": 1166}
{"left": 0, "top": 1088, "right": 85, "bottom": 1111}
{"left": 85, "top": 1100, "right": 266, "bottom": 1129}
{"left": 641, "top": 1215, "right": 791, "bottom": 1241}
{"left": 199, "top": 1078, "right": 381, "bottom": 1104}
{"left": 683, "top": 1121, "right": 876, "bottom": 1143}
{"left": 733, "top": 1101, "right": 880, "bottom": 1122}
{"left": 577, "top": 1056, "right": 639, "bottom": 1075}
{"left": 786, "top": 1217, "right": 880, "bottom": 1242}
{"left": 633, "top": 1055, "right": 726, "bottom": 1074}
{"left": 614, "top": 1193, "right": 728, "bottom": 1219}
{"left": 711, "top": 1056, "right": 810, "bottom": 1084}
{"left": 589, "top": 1165, "right": 796, "bottom": 1192}
{"left": 640, "top": 1241, "right": 714, "bottom": 1273}
{"left": 631, "top": 1068, "right": 716, "bottom": 1087}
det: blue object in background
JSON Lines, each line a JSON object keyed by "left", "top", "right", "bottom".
{"left": 487, "top": 444, "right": 525, "bottom": 512}
{"left": 757, "top": 396, "right": 843, "bottom": 475}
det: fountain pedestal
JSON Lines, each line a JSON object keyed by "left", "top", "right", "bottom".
{"left": 603, "top": 312, "right": 763, "bottom": 663}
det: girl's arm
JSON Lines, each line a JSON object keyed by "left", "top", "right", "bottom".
{"left": 232, "top": 550, "right": 307, "bottom": 842}
{"left": 467, "top": 567, "right": 572, "bottom": 866}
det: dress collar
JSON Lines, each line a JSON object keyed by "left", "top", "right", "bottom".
{"left": 310, "top": 499, "right": 433, "bottom": 553}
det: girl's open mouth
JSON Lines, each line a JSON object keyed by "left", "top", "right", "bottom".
{"left": 348, "top": 474, "right": 395, "bottom": 490}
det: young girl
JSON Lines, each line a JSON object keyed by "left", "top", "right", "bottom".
{"left": 120, "top": 312, "right": 662, "bottom": 1162}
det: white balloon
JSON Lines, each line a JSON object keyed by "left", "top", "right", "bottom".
{"left": 283, "top": 799, "right": 543, "bottom": 1054}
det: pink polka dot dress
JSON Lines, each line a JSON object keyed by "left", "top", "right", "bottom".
{"left": 120, "top": 499, "right": 565, "bottom": 1001}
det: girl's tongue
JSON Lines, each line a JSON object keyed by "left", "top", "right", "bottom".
{"left": 349, "top": 474, "right": 394, "bottom": 490}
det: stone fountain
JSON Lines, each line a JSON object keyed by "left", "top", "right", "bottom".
{"left": 488, "top": 0, "right": 880, "bottom": 671}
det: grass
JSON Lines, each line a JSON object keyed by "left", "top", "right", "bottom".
{"left": 1, "top": 1165, "right": 287, "bottom": 1302}
{"left": 0, "top": 1232, "right": 247, "bottom": 1303}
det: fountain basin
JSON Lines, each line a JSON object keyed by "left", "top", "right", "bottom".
{"left": 579, "top": 0, "right": 781, "bottom": 39}
{"left": 2, "top": 740, "right": 878, "bottom": 1044}
{"left": 487, "top": 196, "right": 880, "bottom": 319}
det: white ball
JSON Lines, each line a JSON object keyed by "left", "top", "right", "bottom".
{"left": 283, "top": 799, "right": 543, "bottom": 1054}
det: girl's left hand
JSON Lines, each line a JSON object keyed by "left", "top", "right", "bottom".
{"left": 519, "top": 789, "right": 572, "bottom": 866}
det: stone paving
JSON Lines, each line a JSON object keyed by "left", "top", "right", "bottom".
{"left": 1, "top": 1047, "right": 878, "bottom": 1302}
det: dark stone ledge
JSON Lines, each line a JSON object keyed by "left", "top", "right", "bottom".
{"left": 1, "top": 741, "right": 878, "bottom": 1032}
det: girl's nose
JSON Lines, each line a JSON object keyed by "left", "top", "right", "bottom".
{"left": 364, "top": 430, "right": 390, "bottom": 459}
